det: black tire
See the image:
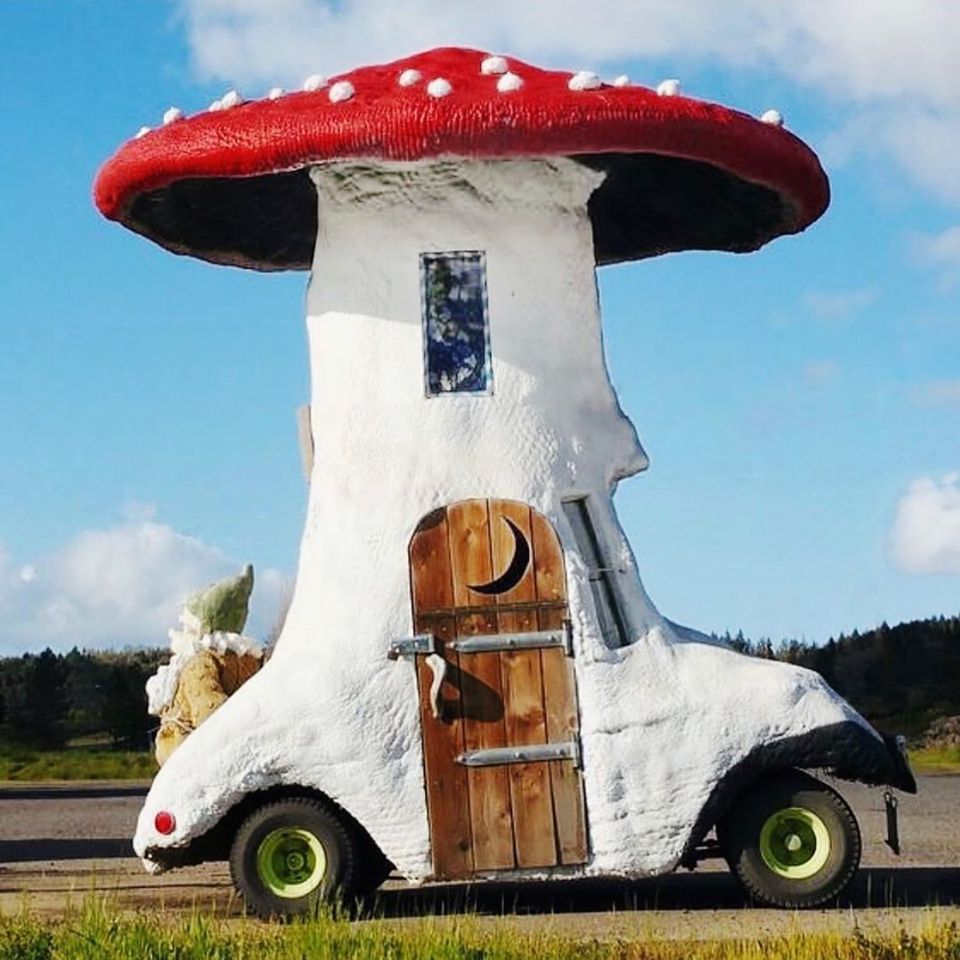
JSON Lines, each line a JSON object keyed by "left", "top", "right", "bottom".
{"left": 229, "top": 797, "right": 360, "bottom": 919}
{"left": 719, "top": 771, "right": 861, "bottom": 908}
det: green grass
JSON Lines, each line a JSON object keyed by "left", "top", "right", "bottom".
{"left": 908, "top": 745, "right": 960, "bottom": 775}
{"left": 0, "top": 744, "right": 154, "bottom": 782}
{"left": 1, "top": 903, "right": 958, "bottom": 960}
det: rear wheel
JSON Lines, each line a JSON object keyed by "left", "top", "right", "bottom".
{"left": 720, "top": 772, "right": 861, "bottom": 908}
{"left": 230, "top": 797, "right": 359, "bottom": 918}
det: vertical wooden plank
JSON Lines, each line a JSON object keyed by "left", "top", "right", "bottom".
{"left": 491, "top": 499, "right": 558, "bottom": 868}
{"left": 409, "top": 510, "right": 473, "bottom": 879}
{"left": 448, "top": 500, "right": 516, "bottom": 871}
{"left": 531, "top": 511, "right": 589, "bottom": 865}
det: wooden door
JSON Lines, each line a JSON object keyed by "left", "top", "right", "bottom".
{"left": 408, "top": 499, "right": 588, "bottom": 878}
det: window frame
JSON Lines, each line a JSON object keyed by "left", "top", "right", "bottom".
{"left": 419, "top": 250, "right": 493, "bottom": 399}
{"left": 561, "top": 496, "right": 630, "bottom": 649}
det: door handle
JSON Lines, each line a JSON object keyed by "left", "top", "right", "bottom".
{"left": 425, "top": 653, "right": 448, "bottom": 720}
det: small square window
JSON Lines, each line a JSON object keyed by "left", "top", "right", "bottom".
{"left": 420, "top": 251, "right": 492, "bottom": 397}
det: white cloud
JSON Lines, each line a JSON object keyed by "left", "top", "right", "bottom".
{"left": 802, "top": 359, "right": 838, "bottom": 385}
{"left": 912, "top": 226, "right": 960, "bottom": 287}
{"left": 0, "top": 515, "right": 288, "bottom": 654}
{"left": 805, "top": 288, "right": 876, "bottom": 321}
{"left": 891, "top": 473, "right": 960, "bottom": 574}
{"left": 177, "top": 0, "right": 960, "bottom": 205}
{"left": 911, "top": 380, "right": 960, "bottom": 407}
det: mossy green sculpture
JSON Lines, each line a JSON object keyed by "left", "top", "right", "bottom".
{"left": 148, "top": 563, "right": 263, "bottom": 766}
{"left": 185, "top": 563, "right": 254, "bottom": 634}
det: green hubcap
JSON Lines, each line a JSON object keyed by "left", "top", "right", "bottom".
{"left": 256, "top": 828, "right": 326, "bottom": 899}
{"left": 759, "top": 807, "right": 831, "bottom": 880}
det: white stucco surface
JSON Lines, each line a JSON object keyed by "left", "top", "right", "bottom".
{"left": 134, "top": 158, "right": 876, "bottom": 881}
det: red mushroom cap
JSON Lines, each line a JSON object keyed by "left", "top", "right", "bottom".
{"left": 94, "top": 47, "right": 829, "bottom": 271}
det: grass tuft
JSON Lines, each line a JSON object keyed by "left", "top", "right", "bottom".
{"left": 908, "top": 746, "right": 960, "bottom": 775}
{"left": 1, "top": 902, "right": 959, "bottom": 960}
{"left": 0, "top": 745, "right": 154, "bottom": 782}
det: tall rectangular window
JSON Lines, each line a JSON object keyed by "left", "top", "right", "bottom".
{"left": 420, "top": 251, "right": 492, "bottom": 397}
{"left": 562, "top": 497, "right": 630, "bottom": 649}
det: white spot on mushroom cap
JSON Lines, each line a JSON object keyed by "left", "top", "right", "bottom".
{"left": 303, "top": 74, "right": 327, "bottom": 92}
{"left": 398, "top": 68, "right": 421, "bottom": 87}
{"left": 162, "top": 107, "right": 182, "bottom": 125}
{"left": 481, "top": 55, "right": 508, "bottom": 76}
{"left": 208, "top": 99, "right": 222, "bottom": 112}
{"left": 496, "top": 72, "right": 523, "bottom": 93}
{"left": 568, "top": 71, "right": 601, "bottom": 91}
{"left": 135, "top": 126, "right": 151, "bottom": 139}
{"left": 427, "top": 77, "right": 452, "bottom": 98}
{"left": 612, "top": 75, "right": 630, "bottom": 88}
{"left": 267, "top": 87, "right": 284, "bottom": 100}
{"left": 761, "top": 108, "right": 784, "bottom": 126}
{"left": 657, "top": 79, "right": 681, "bottom": 97}
{"left": 329, "top": 80, "right": 355, "bottom": 103}
{"left": 219, "top": 89, "right": 243, "bottom": 109}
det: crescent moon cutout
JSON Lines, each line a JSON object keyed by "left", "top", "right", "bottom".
{"left": 468, "top": 517, "right": 531, "bottom": 595}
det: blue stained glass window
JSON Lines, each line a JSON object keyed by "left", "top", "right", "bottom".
{"left": 420, "top": 251, "right": 492, "bottom": 396}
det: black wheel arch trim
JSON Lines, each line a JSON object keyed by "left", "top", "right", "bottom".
{"left": 681, "top": 719, "right": 916, "bottom": 865}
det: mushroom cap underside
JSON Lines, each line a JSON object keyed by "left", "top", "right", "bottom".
{"left": 94, "top": 47, "right": 830, "bottom": 271}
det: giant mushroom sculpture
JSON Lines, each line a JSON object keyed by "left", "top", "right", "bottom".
{"left": 96, "top": 49, "right": 828, "bottom": 269}
{"left": 95, "top": 47, "right": 912, "bottom": 917}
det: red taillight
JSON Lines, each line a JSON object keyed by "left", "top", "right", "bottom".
{"left": 154, "top": 810, "right": 176, "bottom": 835}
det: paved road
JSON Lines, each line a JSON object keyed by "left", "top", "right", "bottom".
{"left": 1, "top": 777, "right": 957, "bottom": 940}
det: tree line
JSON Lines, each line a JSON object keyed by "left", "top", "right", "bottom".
{"left": 1, "top": 611, "right": 956, "bottom": 751}
{"left": 0, "top": 647, "right": 166, "bottom": 749}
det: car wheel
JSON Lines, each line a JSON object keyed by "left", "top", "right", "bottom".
{"left": 229, "top": 796, "right": 359, "bottom": 918}
{"left": 719, "top": 771, "right": 861, "bottom": 908}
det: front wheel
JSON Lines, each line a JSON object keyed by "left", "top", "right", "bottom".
{"left": 719, "top": 772, "right": 861, "bottom": 908}
{"left": 230, "top": 797, "right": 359, "bottom": 918}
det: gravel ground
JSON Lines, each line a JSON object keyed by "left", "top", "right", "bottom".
{"left": 1, "top": 776, "right": 957, "bottom": 940}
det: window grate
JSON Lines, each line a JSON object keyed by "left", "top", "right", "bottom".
{"left": 562, "top": 497, "right": 629, "bottom": 648}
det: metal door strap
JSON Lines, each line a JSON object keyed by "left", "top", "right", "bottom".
{"left": 389, "top": 624, "right": 574, "bottom": 660}
{"left": 448, "top": 628, "right": 570, "bottom": 655}
{"left": 457, "top": 740, "right": 580, "bottom": 768}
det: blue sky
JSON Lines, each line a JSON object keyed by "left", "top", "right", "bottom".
{"left": 2, "top": 1, "right": 958, "bottom": 653}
